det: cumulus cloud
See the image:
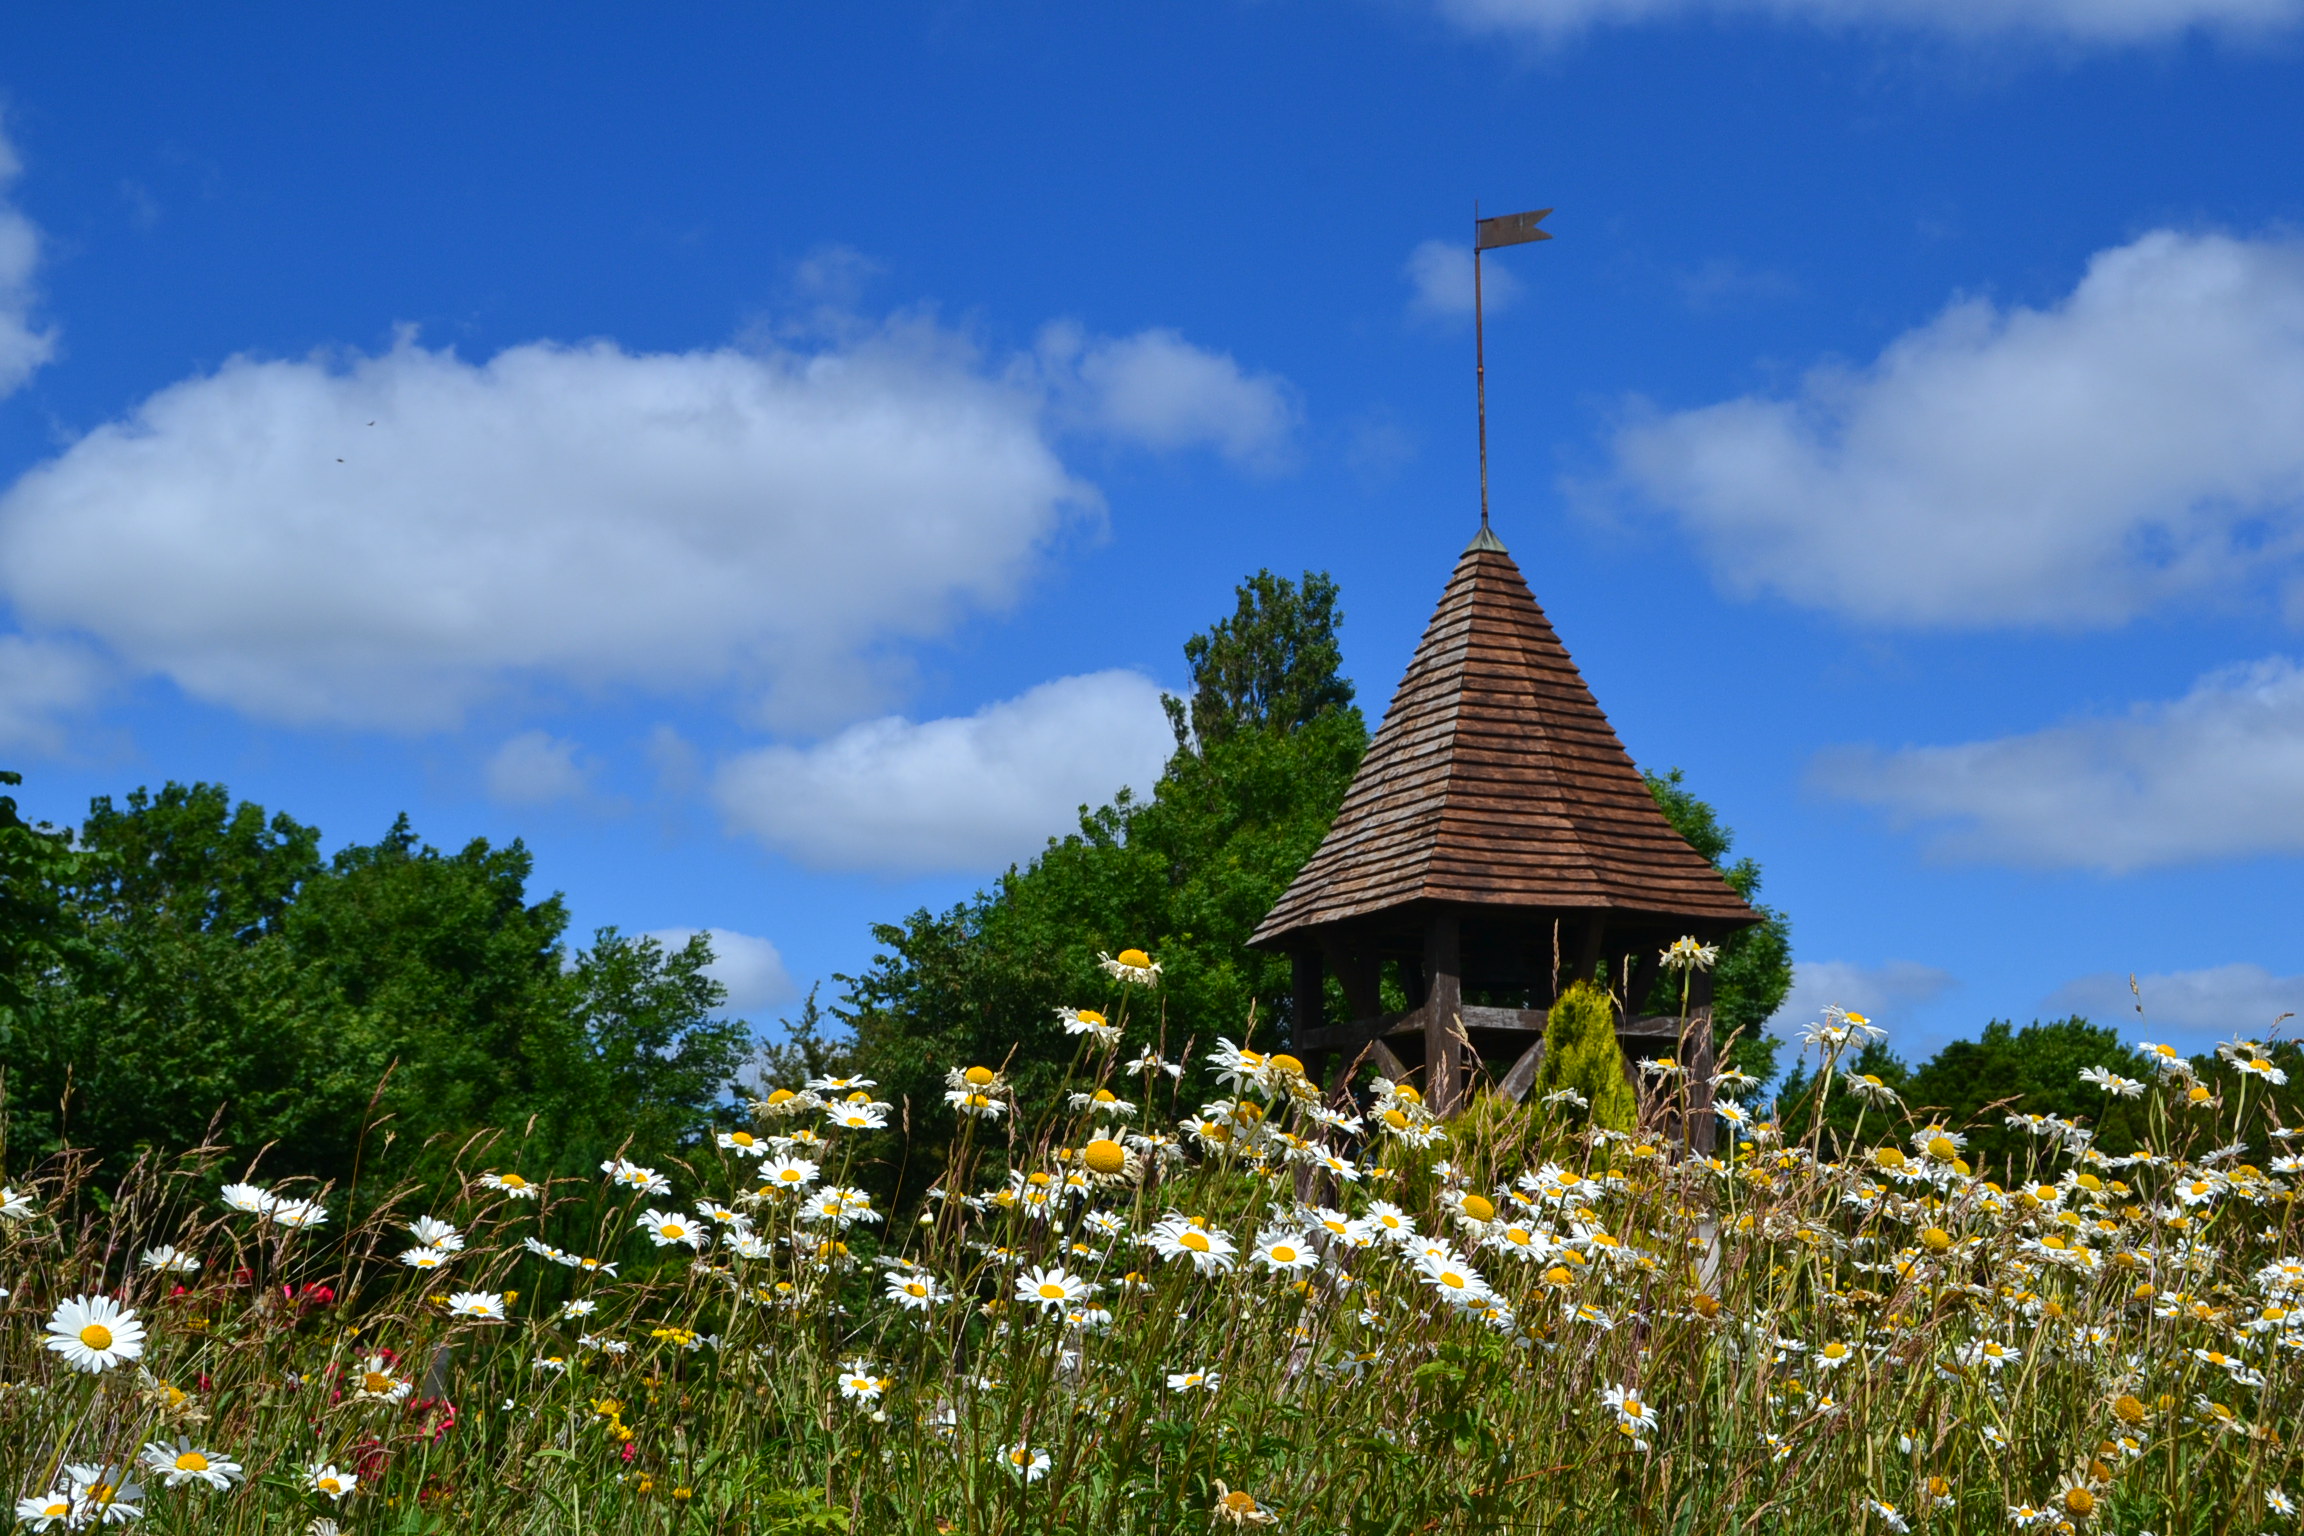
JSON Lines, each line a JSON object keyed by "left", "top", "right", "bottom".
{"left": 0, "top": 125, "right": 58, "bottom": 397}
{"left": 0, "top": 635, "right": 106, "bottom": 754}
{"left": 2042, "top": 963, "right": 2303, "bottom": 1046}
{"left": 1037, "top": 323, "right": 1298, "bottom": 472}
{"left": 1611, "top": 231, "right": 2304, "bottom": 629}
{"left": 1435, "top": 0, "right": 2302, "bottom": 43}
{"left": 485, "top": 730, "right": 594, "bottom": 806}
{"left": 1404, "top": 239, "right": 1521, "bottom": 323}
{"left": 714, "top": 670, "right": 1174, "bottom": 875}
{"left": 0, "top": 314, "right": 1292, "bottom": 733}
{"left": 645, "top": 926, "right": 796, "bottom": 1016}
{"left": 1773, "top": 958, "right": 1958, "bottom": 1034}
{"left": 1815, "top": 656, "right": 2304, "bottom": 872}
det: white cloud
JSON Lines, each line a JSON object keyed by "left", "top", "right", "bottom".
{"left": 1038, "top": 323, "right": 1299, "bottom": 472}
{"left": 0, "top": 125, "right": 58, "bottom": 397}
{"left": 2042, "top": 964, "right": 2303, "bottom": 1046}
{"left": 714, "top": 670, "right": 1175, "bottom": 875}
{"left": 1815, "top": 656, "right": 2304, "bottom": 871}
{"left": 1435, "top": 0, "right": 2302, "bottom": 43}
{"left": 0, "top": 315, "right": 1292, "bottom": 733}
{"left": 485, "top": 730, "right": 594, "bottom": 806}
{"left": 0, "top": 635, "right": 106, "bottom": 754}
{"left": 1611, "top": 231, "right": 2304, "bottom": 629}
{"left": 645, "top": 926, "right": 797, "bottom": 1015}
{"left": 1773, "top": 958, "right": 1958, "bottom": 1034}
{"left": 1404, "top": 239, "right": 1521, "bottom": 323}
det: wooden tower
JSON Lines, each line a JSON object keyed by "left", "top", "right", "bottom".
{"left": 1249, "top": 526, "right": 1761, "bottom": 1133}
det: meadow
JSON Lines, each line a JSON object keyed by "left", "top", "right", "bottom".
{"left": 1, "top": 949, "right": 2297, "bottom": 1535}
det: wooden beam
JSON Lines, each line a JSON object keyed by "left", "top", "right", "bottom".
{"left": 1425, "top": 910, "right": 1463, "bottom": 1114}
{"left": 1497, "top": 1038, "right": 1546, "bottom": 1103}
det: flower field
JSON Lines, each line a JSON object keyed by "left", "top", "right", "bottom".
{"left": 1, "top": 956, "right": 2299, "bottom": 1534}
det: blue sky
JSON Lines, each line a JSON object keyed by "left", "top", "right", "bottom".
{"left": 3, "top": 2, "right": 2301, "bottom": 1067}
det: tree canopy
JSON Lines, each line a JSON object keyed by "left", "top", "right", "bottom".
{"left": 0, "top": 782, "right": 749, "bottom": 1184}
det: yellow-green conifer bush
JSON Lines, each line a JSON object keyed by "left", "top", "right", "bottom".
{"left": 1535, "top": 979, "right": 1638, "bottom": 1133}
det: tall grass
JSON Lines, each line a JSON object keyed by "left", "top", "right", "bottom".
{"left": 0, "top": 976, "right": 2297, "bottom": 1534}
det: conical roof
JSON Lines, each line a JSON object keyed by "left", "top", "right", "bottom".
{"left": 1251, "top": 529, "right": 1759, "bottom": 947}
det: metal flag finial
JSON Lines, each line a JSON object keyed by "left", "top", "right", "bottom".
{"left": 1472, "top": 205, "right": 1552, "bottom": 536}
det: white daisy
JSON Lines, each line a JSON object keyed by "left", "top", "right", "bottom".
{"left": 139, "top": 1438, "right": 241, "bottom": 1490}
{"left": 44, "top": 1295, "right": 146, "bottom": 1373}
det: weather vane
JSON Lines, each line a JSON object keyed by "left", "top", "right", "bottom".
{"left": 1472, "top": 204, "right": 1552, "bottom": 533}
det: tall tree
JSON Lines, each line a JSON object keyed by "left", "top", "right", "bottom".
{"left": 842, "top": 571, "right": 1369, "bottom": 1182}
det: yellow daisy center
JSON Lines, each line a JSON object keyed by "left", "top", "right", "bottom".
{"left": 1084, "top": 1139, "right": 1128, "bottom": 1176}
{"left": 1181, "top": 1231, "right": 1211, "bottom": 1252}
{"left": 501, "top": 1173, "right": 528, "bottom": 1188}
{"left": 1461, "top": 1195, "right": 1496, "bottom": 1222}
{"left": 964, "top": 1066, "right": 996, "bottom": 1087}
{"left": 174, "top": 1451, "right": 209, "bottom": 1472}
{"left": 79, "top": 1323, "right": 114, "bottom": 1351}
{"left": 2063, "top": 1488, "right": 2094, "bottom": 1516}
{"left": 1926, "top": 1136, "right": 1958, "bottom": 1160}
{"left": 1038, "top": 1283, "right": 1066, "bottom": 1300}
{"left": 363, "top": 1370, "right": 394, "bottom": 1393}
{"left": 1270, "top": 1244, "right": 1298, "bottom": 1263}
{"left": 729, "top": 1132, "right": 755, "bottom": 1147}
{"left": 1116, "top": 948, "right": 1151, "bottom": 968}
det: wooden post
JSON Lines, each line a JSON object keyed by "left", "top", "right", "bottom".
{"left": 1290, "top": 948, "right": 1327, "bottom": 1087}
{"left": 1424, "top": 909, "right": 1463, "bottom": 1114}
{"left": 1683, "top": 963, "right": 1719, "bottom": 1154}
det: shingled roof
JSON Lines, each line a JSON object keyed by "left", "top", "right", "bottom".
{"left": 1250, "top": 528, "right": 1759, "bottom": 948}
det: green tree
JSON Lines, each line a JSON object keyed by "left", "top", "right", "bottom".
{"left": 1534, "top": 980, "right": 1637, "bottom": 1133}
{"left": 840, "top": 571, "right": 1369, "bottom": 1187}
{"left": 1, "top": 784, "right": 749, "bottom": 1183}
{"left": 1641, "top": 768, "right": 1792, "bottom": 1081}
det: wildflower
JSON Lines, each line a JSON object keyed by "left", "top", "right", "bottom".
{"left": 305, "top": 1463, "right": 358, "bottom": 1501}
{"left": 1148, "top": 1215, "right": 1238, "bottom": 1273}
{"left": 1017, "top": 1264, "right": 1091, "bottom": 1311}
{"left": 447, "top": 1291, "right": 507, "bottom": 1321}
{"left": 825, "top": 1101, "right": 890, "bottom": 1131}
{"left": 1715, "top": 1099, "right": 1751, "bottom": 1128}
{"left": 716, "top": 1129, "right": 770, "bottom": 1157}
{"left": 2077, "top": 1065, "right": 2145, "bottom": 1097}
{"left": 1417, "top": 1251, "right": 1493, "bottom": 1303}
{"left": 836, "top": 1358, "right": 890, "bottom": 1402}
{"left": 1660, "top": 935, "right": 1719, "bottom": 971}
{"left": 1127, "top": 1047, "right": 1185, "bottom": 1080}
{"left": 1251, "top": 1229, "right": 1319, "bottom": 1273}
{"left": 406, "top": 1215, "right": 464, "bottom": 1250}
{"left": 1846, "top": 1074, "right": 1900, "bottom": 1106}
{"left": 997, "top": 1444, "right": 1052, "bottom": 1482}
{"left": 14, "top": 1491, "right": 74, "bottom": 1530}
{"left": 638, "top": 1208, "right": 708, "bottom": 1250}
{"left": 1364, "top": 1200, "right": 1418, "bottom": 1243}
{"left": 1073, "top": 1088, "right": 1141, "bottom": 1121}
{"left": 1867, "top": 1500, "right": 1911, "bottom": 1533}
{"left": 1208, "top": 1037, "right": 1269, "bottom": 1092}
{"left": 63, "top": 1465, "right": 142, "bottom": 1526}
{"left": 138, "top": 1439, "right": 241, "bottom": 1491}
{"left": 139, "top": 1245, "right": 200, "bottom": 1273}
{"left": 1212, "top": 1482, "right": 1278, "bottom": 1526}
{"left": 219, "top": 1182, "right": 275, "bottom": 1216}
{"left": 1957, "top": 1339, "right": 2021, "bottom": 1372}
{"left": 2267, "top": 1489, "right": 2296, "bottom": 1517}
{"left": 353, "top": 1354, "right": 412, "bottom": 1401}
{"left": 45, "top": 1295, "right": 147, "bottom": 1374}
{"left": 1600, "top": 1383, "right": 1660, "bottom": 1438}
{"left": 945, "top": 1085, "right": 1008, "bottom": 1119}
{"left": 1057, "top": 1006, "right": 1124, "bottom": 1045}
{"left": 1099, "top": 947, "right": 1161, "bottom": 984}
{"left": 273, "top": 1197, "right": 328, "bottom": 1230}
{"left": 800, "top": 1186, "right": 877, "bottom": 1228}
{"left": 2237, "top": 1055, "right": 2291, "bottom": 1085}
{"left": 601, "top": 1159, "right": 673, "bottom": 1195}
{"left": 886, "top": 1271, "right": 949, "bottom": 1309}
{"left": 2136, "top": 1041, "right": 2189, "bottom": 1075}
{"left": 1081, "top": 1136, "right": 1138, "bottom": 1182}
{"left": 1812, "top": 1340, "right": 1857, "bottom": 1370}
{"left": 1167, "top": 1368, "right": 1222, "bottom": 1392}
{"left": 399, "top": 1246, "right": 455, "bottom": 1270}
{"left": 480, "top": 1169, "right": 539, "bottom": 1197}
{"left": 2051, "top": 1475, "right": 2101, "bottom": 1522}
{"left": 755, "top": 1155, "right": 821, "bottom": 1194}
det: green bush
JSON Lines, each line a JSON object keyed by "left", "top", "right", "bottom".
{"left": 1534, "top": 980, "right": 1636, "bottom": 1133}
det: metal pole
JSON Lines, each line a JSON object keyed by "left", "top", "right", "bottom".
{"left": 1474, "top": 210, "right": 1490, "bottom": 534}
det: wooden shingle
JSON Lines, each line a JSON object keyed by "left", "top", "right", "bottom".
{"left": 1251, "top": 528, "right": 1758, "bottom": 947}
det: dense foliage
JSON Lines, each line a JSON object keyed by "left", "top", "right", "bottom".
{"left": 0, "top": 783, "right": 749, "bottom": 1185}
